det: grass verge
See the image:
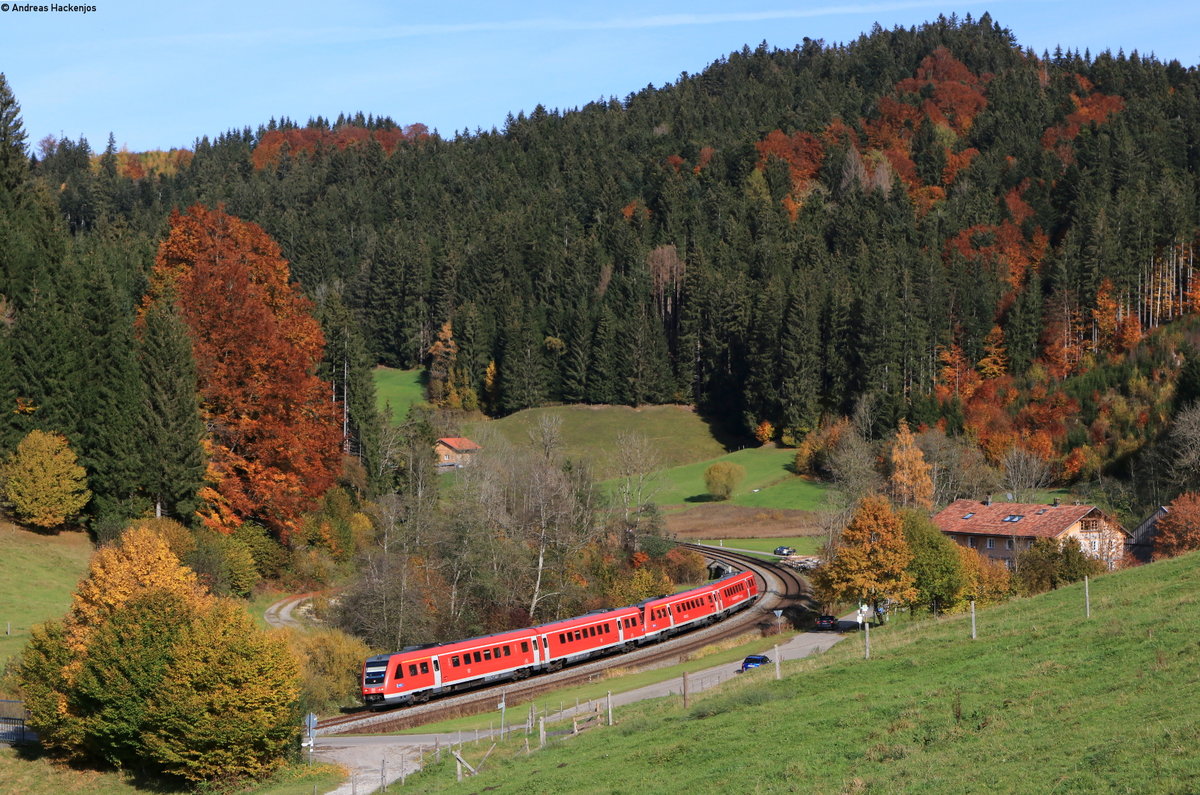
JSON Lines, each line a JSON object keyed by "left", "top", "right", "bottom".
{"left": 0, "top": 747, "right": 344, "bottom": 795}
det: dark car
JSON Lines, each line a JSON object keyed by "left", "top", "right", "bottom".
{"left": 814, "top": 615, "right": 838, "bottom": 631}
{"left": 773, "top": 546, "right": 795, "bottom": 556}
{"left": 739, "top": 654, "right": 771, "bottom": 672}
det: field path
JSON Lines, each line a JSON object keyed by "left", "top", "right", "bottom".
{"left": 263, "top": 592, "right": 318, "bottom": 629}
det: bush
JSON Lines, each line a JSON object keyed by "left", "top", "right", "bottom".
{"left": 281, "top": 626, "right": 372, "bottom": 714}
{"left": 185, "top": 532, "right": 260, "bottom": 598}
{"left": 703, "top": 462, "right": 745, "bottom": 501}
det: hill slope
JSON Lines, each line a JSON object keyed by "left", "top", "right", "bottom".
{"left": 410, "top": 552, "right": 1200, "bottom": 793}
{"left": 0, "top": 525, "right": 92, "bottom": 671}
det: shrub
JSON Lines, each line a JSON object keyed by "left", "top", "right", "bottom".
{"left": 703, "top": 462, "right": 745, "bottom": 501}
{"left": 281, "top": 626, "right": 372, "bottom": 714}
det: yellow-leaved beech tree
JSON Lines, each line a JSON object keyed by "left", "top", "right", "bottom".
{"left": 1, "top": 429, "right": 91, "bottom": 529}
{"left": 16, "top": 525, "right": 299, "bottom": 785}
{"left": 811, "top": 495, "right": 917, "bottom": 620}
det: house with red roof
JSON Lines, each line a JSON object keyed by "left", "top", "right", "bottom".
{"left": 931, "top": 498, "right": 1130, "bottom": 569}
{"left": 434, "top": 437, "right": 482, "bottom": 469}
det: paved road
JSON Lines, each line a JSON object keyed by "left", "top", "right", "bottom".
{"left": 314, "top": 627, "right": 847, "bottom": 793}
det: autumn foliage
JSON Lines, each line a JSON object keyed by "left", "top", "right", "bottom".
{"left": 812, "top": 495, "right": 917, "bottom": 614}
{"left": 251, "top": 123, "right": 429, "bottom": 170}
{"left": 16, "top": 525, "right": 298, "bottom": 784}
{"left": 148, "top": 205, "right": 342, "bottom": 541}
{"left": 1154, "top": 492, "right": 1200, "bottom": 559}
{"left": 1, "top": 430, "right": 91, "bottom": 529}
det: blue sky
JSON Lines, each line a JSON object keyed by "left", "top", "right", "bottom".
{"left": 2, "top": 1, "right": 1198, "bottom": 153}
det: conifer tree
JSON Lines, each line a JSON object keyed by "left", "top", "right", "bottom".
{"left": 136, "top": 295, "right": 206, "bottom": 521}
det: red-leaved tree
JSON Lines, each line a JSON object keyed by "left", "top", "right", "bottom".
{"left": 1155, "top": 492, "right": 1200, "bottom": 560}
{"left": 147, "top": 205, "right": 341, "bottom": 541}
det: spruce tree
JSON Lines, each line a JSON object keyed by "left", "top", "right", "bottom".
{"left": 136, "top": 296, "right": 206, "bottom": 521}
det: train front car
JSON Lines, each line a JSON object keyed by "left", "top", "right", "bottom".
{"left": 361, "top": 653, "right": 394, "bottom": 706}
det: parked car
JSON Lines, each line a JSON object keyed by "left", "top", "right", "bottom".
{"left": 814, "top": 615, "right": 838, "bottom": 631}
{"left": 739, "top": 654, "right": 771, "bottom": 672}
{"left": 773, "top": 546, "right": 795, "bottom": 556}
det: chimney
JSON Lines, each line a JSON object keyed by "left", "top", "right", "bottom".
{"left": 984, "top": 495, "right": 991, "bottom": 506}
{"left": 1053, "top": 497, "right": 1060, "bottom": 507}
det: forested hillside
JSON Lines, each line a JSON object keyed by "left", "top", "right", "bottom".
{"left": 5, "top": 13, "right": 1200, "bottom": 529}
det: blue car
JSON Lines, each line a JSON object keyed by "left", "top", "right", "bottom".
{"left": 739, "top": 654, "right": 771, "bottom": 672}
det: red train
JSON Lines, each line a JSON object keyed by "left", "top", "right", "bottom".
{"left": 361, "top": 570, "right": 759, "bottom": 707}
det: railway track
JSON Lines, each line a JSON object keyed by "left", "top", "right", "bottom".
{"left": 319, "top": 545, "right": 814, "bottom": 735}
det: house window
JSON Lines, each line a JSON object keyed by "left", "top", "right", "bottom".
{"left": 1005, "top": 539, "right": 1014, "bottom": 550}
{"left": 961, "top": 512, "right": 975, "bottom": 519}
{"left": 968, "top": 537, "right": 977, "bottom": 548}
{"left": 986, "top": 538, "right": 995, "bottom": 549}
{"left": 1002, "top": 515, "right": 1024, "bottom": 523}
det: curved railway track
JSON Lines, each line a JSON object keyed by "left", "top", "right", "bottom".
{"left": 319, "top": 545, "right": 814, "bottom": 735}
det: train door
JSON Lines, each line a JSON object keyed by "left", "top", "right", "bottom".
{"left": 432, "top": 656, "right": 442, "bottom": 688}
{"left": 542, "top": 634, "right": 551, "bottom": 664}
{"left": 404, "top": 657, "right": 436, "bottom": 693}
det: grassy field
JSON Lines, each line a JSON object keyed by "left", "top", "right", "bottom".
{"left": 0, "top": 524, "right": 92, "bottom": 671}
{"left": 373, "top": 366, "right": 427, "bottom": 424}
{"left": 403, "top": 550, "right": 1200, "bottom": 793}
{"left": 0, "top": 749, "right": 344, "bottom": 795}
{"left": 465, "top": 405, "right": 728, "bottom": 480}
{"left": 698, "top": 536, "right": 824, "bottom": 556}
{"left": 610, "top": 446, "right": 834, "bottom": 512}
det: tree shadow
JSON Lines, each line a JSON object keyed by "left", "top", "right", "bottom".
{"left": 695, "top": 408, "right": 751, "bottom": 452}
{"left": 683, "top": 494, "right": 719, "bottom": 503}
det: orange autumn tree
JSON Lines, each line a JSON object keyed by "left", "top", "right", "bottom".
{"left": 811, "top": 495, "right": 916, "bottom": 620}
{"left": 147, "top": 205, "right": 341, "bottom": 541}
{"left": 888, "top": 420, "right": 934, "bottom": 509}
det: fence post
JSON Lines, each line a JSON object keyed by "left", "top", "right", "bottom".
{"left": 539, "top": 717, "right": 546, "bottom": 749}
{"left": 1085, "top": 575, "right": 1091, "bottom": 618}
{"left": 971, "top": 600, "right": 976, "bottom": 640}
{"left": 864, "top": 622, "right": 871, "bottom": 660}
{"left": 381, "top": 759, "right": 387, "bottom": 792}
{"left": 682, "top": 671, "right": 690, "bottom": 708}
{"left": 774, "top": 644, "right": 781, "bottom": 680}
{"left": 607, "top": 691, "right": 613, "bottom": 726}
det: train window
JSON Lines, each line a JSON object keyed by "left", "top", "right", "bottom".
{"left": 433, "top": 658, "right": 440, "bottom": 672}
{"left": 473, "top": 651, "right": 482, "bottom": 663}
{"left": 483, "top": 649, "right": 492, "bottom": 660}
{"left": 451, "top": 656, "right": 460, "bottom": 667}
{"left": 559, "top": 633, "right": 566, "bottom": 644}
{"left": 521, "top": 641, "right": 529, "bottom": 653}
{"left": 503, "top": 646, "right": 511, "bottom": 656}
{"left": 588, "top": 626, "right": 596, "bottom": 636}
{"left": 533, "top": 638, "right": 539, "bottom": 649}
{"left": 408, "top": 664, "right": 418, "bottom": 677}
{"left": 393, "top": 663, "right": 404, "bottom": 679}
{"left": 575, "top": 630, "right": 583, "bottom": 641}
{"left": 420, "top": 662, "right": 429, "bottom": 674}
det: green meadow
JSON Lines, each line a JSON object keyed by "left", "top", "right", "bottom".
{"left": 0, "top": 525, "right": 92, "bottom": 671}
{"left": 373, "top": 366, "right": 428, "bottom": 424}
{"left": 404, "top": 550, "right": 1200, "bottom": 793}
{"left": 465, "top": 404, "right": 727, "bottom": 480}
